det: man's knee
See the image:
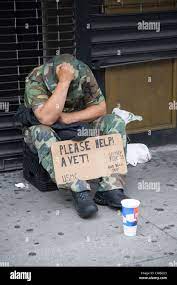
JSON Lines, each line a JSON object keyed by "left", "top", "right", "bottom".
{"left": 27, "top": 125, "right": 57, "bottom": 164}
{"left": 30, "top": 124, "right": 54, "bottom": 135}
{"left": 102, "top": 114, "right": 126, "bottom": 133}
{"left": 29, "top": 124, "right": 56, "bottom": 141}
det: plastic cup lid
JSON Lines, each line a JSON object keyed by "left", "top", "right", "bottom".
{"left": 121, "top": 199, "right": 140, "bottom": 208}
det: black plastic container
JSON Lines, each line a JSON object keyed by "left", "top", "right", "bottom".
{"left": 23, "top": 143, "right": 57, "bottom": 192}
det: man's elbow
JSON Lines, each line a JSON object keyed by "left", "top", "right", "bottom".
{"left": 34, "top": 111, "right": 57, "bottom": 126}
{"left": 38, "top": 117, "right": 54, "bottom": 126}
{"left": 102, "top": 107, "right": 107, "bottom": 116}
{"left": 100, "top": 101, "right": 107, "bottom": 116}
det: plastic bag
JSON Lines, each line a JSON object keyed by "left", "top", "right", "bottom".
{"left": 126, "top": 143, "right": 151, "bottom": 166}
{"left": 112, "top": 107, "right": 143, "bottom": 125}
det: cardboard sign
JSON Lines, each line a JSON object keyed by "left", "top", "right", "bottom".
{"left": 51, "top": 134, "right": 127, "bottom": 185}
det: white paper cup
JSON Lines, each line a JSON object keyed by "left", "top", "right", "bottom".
{"left": 121, "top": 199, "right": 140, "bottom": 237}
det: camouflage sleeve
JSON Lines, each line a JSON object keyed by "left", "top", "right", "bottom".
{"left": 24, "top": 66, "right": 49, "bottom": 111}
{"left": 82, "top": 66, "right": 105, "bottom": 107}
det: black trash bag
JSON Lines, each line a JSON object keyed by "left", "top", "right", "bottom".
{"left": 14, "top": 105, "right": 92, "bottom": 141}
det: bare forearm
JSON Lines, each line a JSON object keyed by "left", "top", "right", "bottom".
{"left": 71, "top": 105, "right": 106, "bottom": 123}
{"left": 34, "top": 81, "right": 70, "bottom": 125}
{"left": 58, "top": 101, "right": 107, "bottom": 124}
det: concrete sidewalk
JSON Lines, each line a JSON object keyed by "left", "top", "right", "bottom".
{"left": 0, "top": 145, "right": 177, "bottom": 267}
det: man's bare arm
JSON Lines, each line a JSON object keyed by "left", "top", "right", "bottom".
{"left": 58, "top": 101, "right": 107, "bottom": 125}
{"left": 34, "top": 63, "right": 75, "bottom": 126}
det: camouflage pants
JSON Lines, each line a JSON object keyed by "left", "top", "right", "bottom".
{"left": 24, "top": 114, "right": 127, "bottom": 192}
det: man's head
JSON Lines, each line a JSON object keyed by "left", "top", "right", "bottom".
{"left": 43, "top": 54, "right": 82, "bottom": 92}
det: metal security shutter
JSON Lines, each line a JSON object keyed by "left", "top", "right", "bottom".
{"left": 42, "top": 0, "right": 75, "bottom": 59}
{"left": 0, "top": 0, "right": 43, "bottom": 171}
{"left": 0, "top": 0, "right": 75, "bottom": 172}
{"left": 91, "top": 10, "right": 177, "bottom": 68}
{"left": 75, "top": 0, "right": 177, "bottom": 69}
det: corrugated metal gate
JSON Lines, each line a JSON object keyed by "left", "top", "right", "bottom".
{"left": 0, "top": 0, "right": 75, "bottom": 171}
{"left": 75, "top": 0, "right": 177, "bottom": 69}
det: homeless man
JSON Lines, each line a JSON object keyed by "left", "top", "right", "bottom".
{"left": 24, "top": 54, "right": 128, "bottom": 218}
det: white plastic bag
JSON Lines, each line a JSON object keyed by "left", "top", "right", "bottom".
{"left": 112, "top": 107, "right": 143, "bottom": 125}
{"left": 126, "top": 143, "right": 151, "bottom": 166}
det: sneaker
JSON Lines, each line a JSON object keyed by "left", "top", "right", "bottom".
{"left": 94, "top": 189, "right": 129, "bottom": 208}
{"left": 71, "top": 190, "right": 98, "bottom": 218}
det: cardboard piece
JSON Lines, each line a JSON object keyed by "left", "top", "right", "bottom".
{"left": 51, "top": 134, "right": 127, "bottom": 185}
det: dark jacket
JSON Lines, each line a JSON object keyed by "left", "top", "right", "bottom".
{"left": 14, "top": 105, "right": 91, "bottom": 141}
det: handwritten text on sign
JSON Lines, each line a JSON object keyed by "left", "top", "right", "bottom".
{"left": 51, "top": 134, "right": 127, "bottom": 185}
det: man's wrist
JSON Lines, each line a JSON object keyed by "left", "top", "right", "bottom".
{"left": 57, "top": 80, "right": 71, "bottom": 89}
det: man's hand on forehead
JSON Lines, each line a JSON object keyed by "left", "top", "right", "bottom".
{"left": 33, "top": 62, "right": 74, "bottom": 126}
{"left": 56, "top": 62, "right": 75, "bottom": 83}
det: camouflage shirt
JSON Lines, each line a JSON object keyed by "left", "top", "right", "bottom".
{"left": 24, "top": 54, "right": 105, "bottom": 113}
